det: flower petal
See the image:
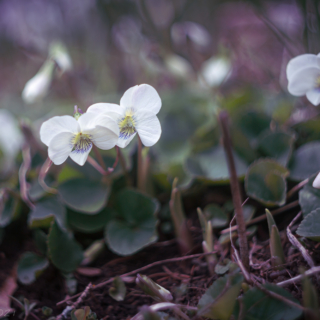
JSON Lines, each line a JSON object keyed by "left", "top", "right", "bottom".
{"left": 86, "top": 116, "right": 119, "bottom": 150}
{"left": 287, "top": 54, "right": 320, "bottom": 80}
{"left": 48, "top": 131, "right": 73, "bottom": 165}
{"left": 287, "top": 67, "right": 320, "bottom": 96}
{"left": 135, "top": 111, "right": 161, "bottom": 147}
{"left": 77, "top": 112, "right": 100, "bottom": 132}
{"left": 306, "top": 89, "right": 320, "bottom": 106}
{"left": 87, "top": 103, "right": 125, "bottom": 118}
{"left": 117, "top": 132, "right": 137, "bottom": 148}
{"left": 120, "top": 85, "right": 138, "bottom": 107}
{"left": 40, "top": 115, "right": 79, "bottom": 146}
{"left": 131, "top": 84, "right": 162, "bottom": 114}
{"left": 69, "top": 146, "right": 92, "bottom": 166}
{"left": 313, "top": 172, "right": 320, "bottom": 188}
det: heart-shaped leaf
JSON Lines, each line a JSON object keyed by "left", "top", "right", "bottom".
{"left": 17, "top": 252, "right": 49, "bottom": 285}
{"left": 28, "top": 196, "right": 66, "bottom": 229}
{"left": 58, "top": 178, "right": 110, "bottom": 214}
{"left": 233, "top": 283, "right": 302, "bottom": 320}
{"left": 297, "top": 208, "right": 320, "bottom": 241}
{"left": 289, "top": 141, "right": 320, "bottom": 181}
{"left": 67, "top": 208, "right": 115, "bottom": 233}
{"left": 186, "top": 146, "right": 247, "bottom": 184}
{"left": 245, "top": 159, "right": 289, "bottom": 206}
{"left": 105, "top": 189, "right": 159, "bottom": 256}
{"left": 47, "top": 221, "right": 83, "bottom": 273}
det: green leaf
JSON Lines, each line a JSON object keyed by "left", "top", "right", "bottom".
{"left": 257, "top": 130, "right": 295, "bottom": 166}
{"left": 204, "top": 204, "right": 229, "bottom": 228}
{"left": 33, "top": 229, "right": 47, "bottom": 255}
{"left": 58, "top": 178, "right": 110, "bottom": 214}
{"left": 245, "top": 159, "right": 289, "bottom": 206}
{"left": 28, "top": 196, "right": 66, "bottom": 229}
{"left": 57, "top": 164, "right": 84, "bottom": 184}
{"left": 17, "top": 252, "right": 49, "bottom": 285}
{"left": 67, "top": 207, "right": 115, "bottom": 233}
{"left": 289, "top": 141, "right": 320, "bottom": 181}
{"left": 297, "top": 208, "right": 320, "bottom": 241}
{"left": 47, "top": 221, "right": 83, "bottom": 273}
{"left": 302, "top": 275, "right": 319, "bottom": 313}
{"left": 0, "top": 193, "right": 17, "bottom": 227}
{"left": 214, "top": 259, "right": 231, "bottom": 275}
{"left": 233, "top": 283, "right": 302, "bottom": 320}
{"left": 109, "top": 277, "right": 126, "bottom": 301}
{"left": 105, "top": 189, "right": 159, "bottom": 256}
{"left": 186, "top": 146, "right": 247, "bottom": 184}
{"left": 299, "top": 177, "right": 320, "bottom": 217}
{"left": 197, "top": 271, "right": 243, "bottom": 320}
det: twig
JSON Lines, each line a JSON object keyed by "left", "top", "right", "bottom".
{"left": 277, "top": 266, "right": 320, "bottom": 287}
{"left": 56, "top": 283, "right": 93, "bottom": 320}
{"left": 38, "top": 158, "right": 57, "bottom": 194}
{"left": 56, "top": 251, "right": 217, "bottom": 306}
{"left": 219, "top": 110, "right": 249, "bottom": 270}
{"left": 19, "top": 146, "right": 35, "bottom": 209}
{"left": 286, "top": 179, "right": 309, "bottom": 200}
{"left": 220, "top": 200, "right": 299, "bottom": 234}
{"left": 287, "top": 211, "right": 315, "bottom": 269}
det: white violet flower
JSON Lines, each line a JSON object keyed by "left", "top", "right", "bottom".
{"left": 40, "top": 109, "right": 119, "bottom": 166}
{"left": 313, "top": 173, "right": 320, "bottom": 189}
{"left": 87, "top": 84, "right": 162, "bottom": 148}
{"left": 287, "top": 53, "right": 320, "bottom": 105}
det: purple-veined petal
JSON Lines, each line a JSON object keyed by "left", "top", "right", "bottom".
{"left": 69, "top": 146, "right": 92, "bottom": 166}
{"left": 117, "top": 132, "right": 137, "bottom": 148}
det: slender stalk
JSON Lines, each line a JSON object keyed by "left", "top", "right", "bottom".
{"left": 286, "top": 179, "right": 309, "bottom": 200}
{"left": 87, "top": 156, "right": 108, "bottom": 175}
{"left": 38, "top": 158, "right": 57, "bottom": 194}
{"left": 137, "top": 137, "right": 145, "bottom": 192}
{"left": 118, "top": 147, "right": 131, "bottom": 186}
{"left": 92, "top": 145, "right": 107, "bottom": 171}
{"left": 219, "top": 110, "right": 249, "bottom": 270}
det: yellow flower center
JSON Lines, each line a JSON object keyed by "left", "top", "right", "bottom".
{"left": 119, "top": 109, "right": 136, "bottom": 139}
{"left": 71, "top": 132, "right": 92, "bottom": 153}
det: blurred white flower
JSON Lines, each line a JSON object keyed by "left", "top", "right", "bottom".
{"left": 22, "top": 60, "right": 55, "bottom": 104}
{"left": 49, "top": 41, "right": 73, "bottom": 73}
{"left": 87, "top": 84, "right": 162, "bottom": 148}
{"left": 171, "top": 21, "right": 211, "bottom": 51}
{"left": 0, "top": 110, "right": 23, "bottom": 173}
{"left": 199, "top": 56, "right": 232, "bottom": 88}
{"left": 286, "top": 53, "right": 320, "bottom": 105}
{"left": 165, "top": 54, "right": 193, "bottom": 79}
{"left": 40, "top": 110, "right": 119, "bottom": 166}
{"left": 313, "top": 173, "right": 320, "bottom": 189}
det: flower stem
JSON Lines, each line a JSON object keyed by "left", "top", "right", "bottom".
{"left": 87, "top": 156, "right": 108, "bottom": 175}
{"left": 92, "top": 145, "right": 107, "bottom": 171}
{"left": 39, "top": 158, "right": 57, "bottom": 194}
{"left": 219, "top": 110, "right": 249, "bottom": 270}
{"left": 117, "top": 147, "right": 132, "bottom": 186}
{"left": 137, "top": 137, "right": 146, "bottom": 192}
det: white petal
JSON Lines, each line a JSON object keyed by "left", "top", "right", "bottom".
{"left": 117, "top": 132, "right": 137, "bottom": 148}
{"left": 86, "top": 116, "right": 119, "bottom": 150}
{"left": 120, "top": 85, "right": 138, "bottom": 107}
{"left": 135, "top": 111, "right": 161, "bottom": 147}
{"left": 286, "top": 54, "right": 320, "bottom": 80}
{"left": 131, "top": 84, "right": 162, "bottom": 114}
{"left": 87, "top": 103, "right": 125, "bottom": 118}
{"left": 48, "top": 131, "right": 73, "bottom": 165}
{"left": 287, "top": 67, "right": 320, "bottom": 96}
{"left": 313, "top": 172, "right": 320, "bottom": 188}
{"left": 40, "top": 115, "right": 79, "bottom": 146}
{"left": 69, "top": 146, "right": 92, "bottom": 166}
{"left": 77, "top": 112, "right": 100, "bottom": 131}
{"left": 306, "top": 89, "right": 320, "bottom": 106}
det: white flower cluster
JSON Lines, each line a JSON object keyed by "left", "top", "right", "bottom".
{"left": 40, "top": 84, "right": 162, "bottom": 166}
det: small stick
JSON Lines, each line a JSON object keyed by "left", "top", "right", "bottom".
{"left": 286, "top": 179, "right": 309, "bottom": 200}
{"left": 277, "top": 266, "right": 320, "bottom": 287}
{"left": 38, "top": 158, "right": 57, "bottom": 194}
{"left": 219, "top": 111, "right": 249, "bottom": 270}
{"left": 56, "top": 251, "right": 217, "bottom": 306}
{"left": 287, "top": 211, "right": 315, "bottom": 269}
{"left": 19, "top": 146, "right": 35, "bottom": 209}
{"left": 220, "top": 200, "right": 300, "bottom": 234}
